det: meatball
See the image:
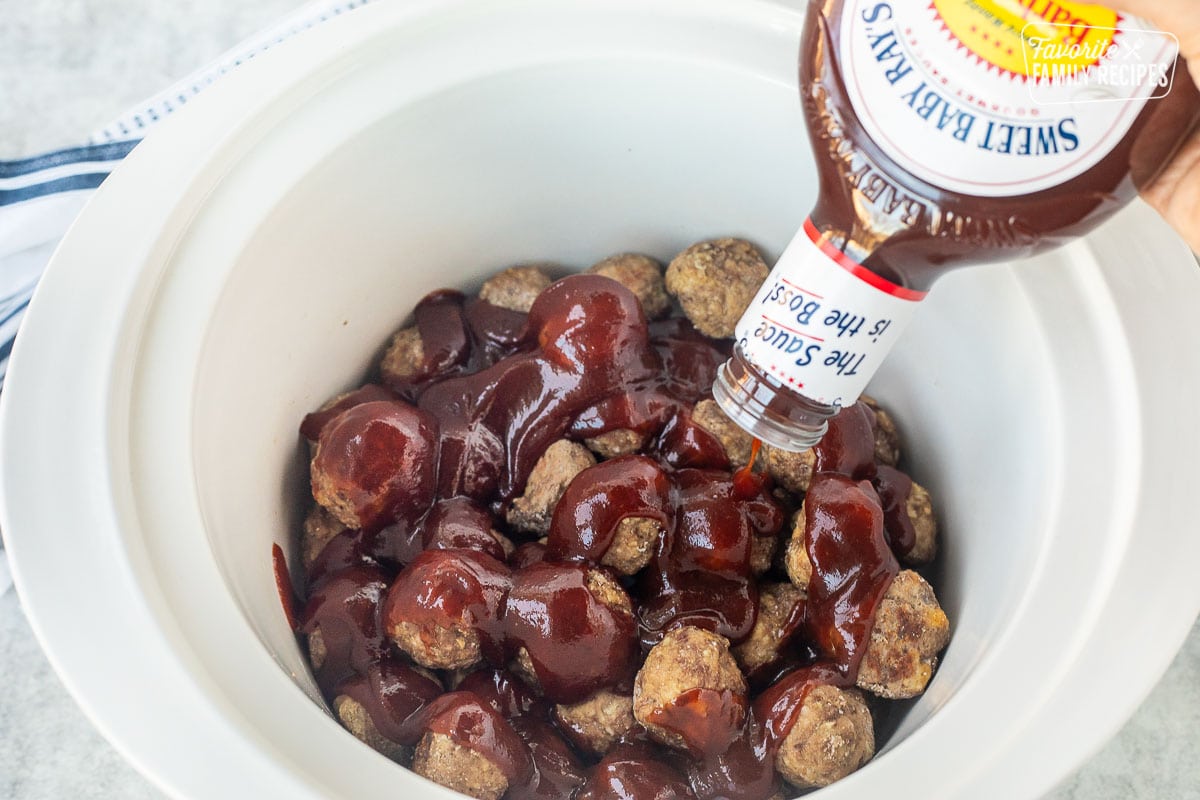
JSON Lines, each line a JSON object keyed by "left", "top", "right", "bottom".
{"left": 601, "top": 516, "right": 663, "bottom": 575}
{"left": 750, "top": 532, "right": 778, "bottom": 576}
{"left": 860, "top": 394, "right": 901, "bottom": 467}
{"left": 379, "top": 326, "right": 425, "bottom": 384}
{"left": 775, "top": 684, "right": 874, "bottom": 789}
{"left": 633, "top": 626, "right": 748, "bottom": 756}
{"left": 587, "top": 253, "right": 671, "bottom": 319}
{"left": 412, "top": 732, "right": 509, "bottom": 800}
{"left": 856, "top": 570, "right": 950, "bottom": 699}
{"left": 307, "top": 627, "right": 328, "bottom": 671}
{"left": 311, "top": 400, "right": 438, "bottom": 531}
{"left": 584, "top": 428, "right": 646, "bottom": 459}
{"left": 506, "top": 566, "right": 638, "bottom": 702}
{"left": 479, "top": 265, "right": 554, "bottom": 313}
{"left": 783, "top": 507, "right": 813, "bottom": 589}
{"left": 301, "top": 504, "right": 346, "bottom": 570}
{"left": 384, "top": 550, "right": 510, "bottom": 671}
{"left": 391, "top": 619, "right": 481, "bottom": 672}
{"left": 733, "top": 582, "right": 805, "bottom": 674}
{"left": 507, "top": 440, "right": 597, "bottom": 534}
{"left": 691, "top": 399, "right": 754, "bottom": 468}
{"left": 902, "top": 480, "right": 938, "bottom": 565}
{"left": 554, "top": 688, "right": 636, "bottom": 757}
{"left": 764, "top": 445, "right": 816, "bottom": 494}
{"left": 334, "top": 695, "right": 410, "bottom": 763}
{"left": 665, "top": 238, "right": 769, "bottom": 338}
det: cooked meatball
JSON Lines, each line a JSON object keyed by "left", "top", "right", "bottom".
{"left": 633, "top": 626, "right": 748, "bottom": 756}
{"left": 391, "top": 618, "right": 482, "bottom": 672}
{"left": 334, "top": 694, "right": 410, "bottom": 763}
{"left": 750, "top": 532, "right": 778, "bottom": 576}
{"left": 307, "top": 627, "right": 327, "bottom": 672}
{"left": 379, "top": 326, "right": 425, "bottom": 385}
{"left": 588, "top": 253, "right": 671, "bottom": 319}
{"left": 764, "top": 445, "right": 816, "bottom": 494}
{"left": 584, "top": 428, "right": 646, "bottom": 459}
{"left": 479, "top": 265, "right": 554, "bottom": 313}
{"left": 301, "top": 504, "right": 346, "bottom": 570}
{"left": 412, "top": 732, "right": 509, "bottom": 800}
{"left": 902, "top": 481, "right": 938, "bottom": 565}
{"left": 509, "top": 568, "right": 636, "bottom": 697}
{"left": 733, "top": 582, "right": 805, "bottom": 674}
{"left": 856, "top": 570, "right": 950, "bottom": 699}
{"left": 601, "top": 516, "right": 663, "bottom": 576}
{"left": 311, "top": 400, "right": 438, "bottom": 531}
{"left": 510, "top": 646, "right": 541, "bottom": 692}
{"left": 554, "top": 688, "right": 636, "bottom": 757}
{"left": 691, "top": 399, "right": 754, "bottom": 468}
{"left": 775, "top": 684, "right": 874, "bottom": 789}
{"left": 860, "top": 394, "right": 901, "bottom": 467}
{"left": 507, "top": 440, "right": 597, "bottom": 534}
{"left": 384, "top": 551, "right": 510, "bottom": 671}
{"left": 784, "top": 506, "right": 813, "bottom": 589}
{"left": 585, "top": 568, "right": 636, "bottom": 616}
{"left": 665, "top": 238, "right": 769, "bottom": 338}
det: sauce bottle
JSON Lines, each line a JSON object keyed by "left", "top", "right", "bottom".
{"left": 714, "top": 0, "right": 1200, "bottom": 451}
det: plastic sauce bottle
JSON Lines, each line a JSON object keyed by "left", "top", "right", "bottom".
{"left": 714, "top": 0, "right": 1200, "bottom": 451}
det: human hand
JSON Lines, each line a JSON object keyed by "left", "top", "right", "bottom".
{"left": 1108, "top": 0, "right": 1200, "bottom": 252}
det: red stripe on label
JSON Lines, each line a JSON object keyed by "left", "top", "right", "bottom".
{"left": 803, "top": 218, "right": 928, "bottom": 302}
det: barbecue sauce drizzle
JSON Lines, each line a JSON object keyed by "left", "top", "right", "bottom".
{"left": 291, "top": 276, "right": 919, "bottom": 799}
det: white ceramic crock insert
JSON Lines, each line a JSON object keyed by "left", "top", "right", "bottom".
{"left": 3, "top": 1, "right": 1199, "bottom": 799}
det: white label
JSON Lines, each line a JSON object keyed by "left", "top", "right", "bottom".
{"left": 735, "top": 219, "right": 924, "bottom": 407}
{"left": 840, "top": 2, "right": 1177, "bottom": 197}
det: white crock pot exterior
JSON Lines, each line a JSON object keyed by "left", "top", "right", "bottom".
{"left": 2, "top": 1, "right": 1199, "bottom": 798}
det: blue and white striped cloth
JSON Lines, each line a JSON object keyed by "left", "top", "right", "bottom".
{"left": 0, "top": 0, "right": 372, "bottom": 597}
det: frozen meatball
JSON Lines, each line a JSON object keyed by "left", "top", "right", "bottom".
{"left": 601, "top": 517, "right": 663, "bottom": 576}
{"left": 301, "top": 504, "right": 347, "bottom": 570}
{"left": 733, "top": 582, "right": 805, "bottom": 674}
{"left": 665, "top": 238, "right": 769, "bottom": 338}
{"left": 588, "top": 253, "right": 670, "bottom": 319}
{"left": 750, "top": 533, "right": 778, "bottom": 576}
{"left": 510, "top": 646, "right": 541, "bottom": 692}
{"left": 633, "top": 626, "right": 748, "bottom": 756}
{"left": 902, "top": 480, "right": 937, "bottom": 565}
{"left": 554, "top": 688, "right": 636, "bottom": 758}
{"left": 584, "top": 428, "right": 646, "bottom": 459}
{"left": 334, "top": 695, "right": 410, "bottom": 763}
{"left": 856, "top": 570, "right": 950, "bottom": 699}
{"left": 385, "top": 550, "right": 510, "bottom": 671}
{"left": 479, "top": 265, "right": 554, "bottom": 313}
{"left": 412, "top": 732, "right": 509, "bottom": 800}
{"left": 691, "top": 399, "right": 754, "bottom": 468}
{"left": 861, "top": 394, "right": 901, "bottom": 467}
{"left": 307, "top": 628, "right": 328, "bottom": 672}
{"left": 784, "top": 507, "right": 813, "bottom": 589}
{"left": 764, "top": 445, "right": 816, "bottom": 495}
{"left": 507, "top": 440, "right": 597, "bottom": 534}
{"left": 775, "top": 684, "right": 874, "bottom": 789}
{"left": 379, "top": 326, "right": 425, "bottom": 384}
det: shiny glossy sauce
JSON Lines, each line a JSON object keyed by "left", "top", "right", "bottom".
{"left": 291, "top": 275, "right": 920, "bottom": 799}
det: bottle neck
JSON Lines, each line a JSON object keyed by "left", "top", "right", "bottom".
{"left": 713, "top": 216, "right": 928, "bottom": 452}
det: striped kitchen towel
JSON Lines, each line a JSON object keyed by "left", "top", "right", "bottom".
{"left": 0, "top": 0, "right": 372, "bottom": 393}
{"left": 0, "top": 0, "right": 373, "bottom": 598}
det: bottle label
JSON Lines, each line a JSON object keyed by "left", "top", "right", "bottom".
{"left": 735, "top": 219, "right": 925, "bottom": 407}
{"left": 839, "top": 1, "right": 1178, "bottom": 197}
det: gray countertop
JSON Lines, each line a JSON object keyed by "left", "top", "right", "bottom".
{"left": 1, "top": 1, "right": 1198, "bottom": 797}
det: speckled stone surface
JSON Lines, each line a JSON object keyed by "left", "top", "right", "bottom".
{"left": 1, "top": 1, "right": 1198, "bottom": 798}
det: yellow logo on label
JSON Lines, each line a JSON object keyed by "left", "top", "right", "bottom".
{"left": 931, "top": 0, "right": 1118, "bottom": 79}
